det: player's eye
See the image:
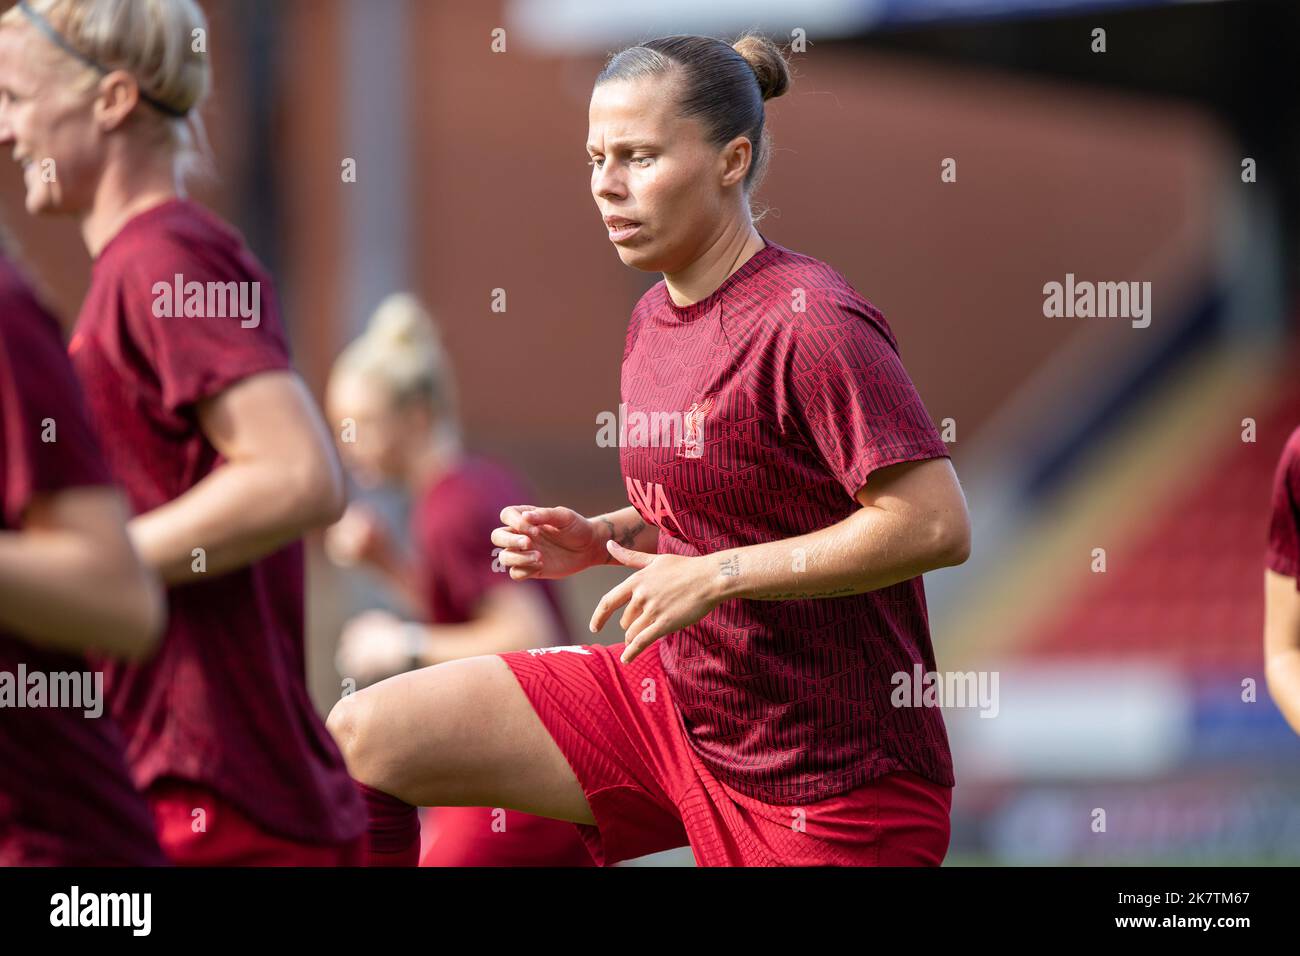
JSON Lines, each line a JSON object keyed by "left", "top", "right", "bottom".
{"left": 631, "top": 156, "right": 654, "bottom": 167}
{"left": 587, "top": 157, "right": 604, "bottom": 169}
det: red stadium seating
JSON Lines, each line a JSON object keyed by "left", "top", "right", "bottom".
{"left": 1023, "top": 344, "right": 1300, "bottom": 675}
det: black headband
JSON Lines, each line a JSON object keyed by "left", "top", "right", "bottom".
{"left": 17, "top": 0, "right": 190, "bottom": 118}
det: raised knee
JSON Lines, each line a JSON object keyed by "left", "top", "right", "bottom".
{"left": 327, "top": 691, "right": 378, "bottom": 784}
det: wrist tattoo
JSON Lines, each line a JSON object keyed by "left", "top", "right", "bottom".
{"left": 598, "top": 517, "right": 618, "bottom": 564}
{"left": 596, "top": 514, "right": 650, "bottom": 565}
{"left": 617, "top": 517, "right": 645, "bottom": 550}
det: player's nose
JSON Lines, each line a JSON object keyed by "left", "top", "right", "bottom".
{"left": 592, "top": 164, "right": 626, "bottom": 202}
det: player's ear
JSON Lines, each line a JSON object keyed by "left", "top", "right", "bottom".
{"left": 718, "top": 135, "right": 752, "bottom": 189}
{"left": 93, "top": 71, "right": 143, "bottom": 132}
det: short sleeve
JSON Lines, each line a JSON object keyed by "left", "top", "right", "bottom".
{"left": 780, "top": 292, "right": 949, "bottom": 500}
{"left": 414, "top": 476, "right": 521, "bottom": 622}
{"left": 1266, "top": 432, "right": 1300, "bottom": 583}
{"left": 123, "top": 244, "right": 291, "bottom": 414}
{"left": 0, "top": 289, "right": 110, "bottom": 528}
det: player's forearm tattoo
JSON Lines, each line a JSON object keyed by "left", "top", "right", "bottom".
{"left": 618, "top": 516, "right": 646, "bottom": 550}
{"left": 599, "top": 514, "right": 647, "bottom": 564}
{"left": 597, "top": 517, "right": 617, "bottom": 564}
{"left": 717, "top": 553, "right": 856, "bottom": 599}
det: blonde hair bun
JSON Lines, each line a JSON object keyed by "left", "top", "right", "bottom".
{"left": 332, "top": 292, "right": 458, "bottom": 421}
{"left": 367, "top": 293, "right": 442, "bottom": 353}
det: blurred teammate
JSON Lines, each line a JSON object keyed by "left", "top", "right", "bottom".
{"left": 0, "top": 0, "right": 364, "bottom": 864}
{"left": 1265, "top": 425, "right": 1300, "bottom": 736}
{"left": 324, "top": 294, "right": 594, "bottom": 866}
{"left": 0, "top": 248, "right": 165, "bottom": 865}
{"left": 329, "top": 34, "right": 970, "bottom": 867}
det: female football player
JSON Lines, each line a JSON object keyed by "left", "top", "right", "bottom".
{"left": 0, "top": 0, "right": 364, "bottom": 864}
{"left": 329, "top": 33, "right": 971, "bottom": 866}
{"left": 324, "top": 293, "right": 594, "bottom": 866}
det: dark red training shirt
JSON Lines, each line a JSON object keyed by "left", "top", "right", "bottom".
{"left": 0, "top": 255, "right": 164, "bottom": 865}
{"left": 1268, "top": 425, "right": 1300, "bottom": 587}
{"left": 618, "top": 236, "right": 955, "bottom": 805}
{"left": 69, "top": 199, "right": 364, "bottom": 844}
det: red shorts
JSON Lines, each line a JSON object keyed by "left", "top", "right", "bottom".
{"left": 147, "top": 779, "right": 365, "bottom": 866}
{"left": 500, "top": 642, "right": 953, "bottom": 867}
{"left": 418, "top": 806, "right": 595, "bottom": 867}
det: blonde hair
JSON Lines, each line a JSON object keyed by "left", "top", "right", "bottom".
{"left": 1, "top": 0, "right": 212, "bottom": 172}
{"left": 333, "top": 294, "right": 460, "bottom": 427}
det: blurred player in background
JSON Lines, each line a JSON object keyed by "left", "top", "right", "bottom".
{"left": 0, "top": 246, "right": 165, "bottom": 865}
{"left": 0, "top": 0, "right": 364, "bottom": 864}
{"left": 325, "top": 293, "right": 593, "bottom": 866}
{"left": 1265, "top": 425, "right": 1300, "bottom": 736}
{"left": 329, "top": 34, "right": 971, "bottom": 866}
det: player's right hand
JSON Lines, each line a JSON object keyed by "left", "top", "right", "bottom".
{"left": 324, "top": 502, "right": 392, "bottom": 569}
{"left": 493, "top": 505, "right": 603, "bottom": 580}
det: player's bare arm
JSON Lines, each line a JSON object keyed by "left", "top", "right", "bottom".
{"left": 336, "top": 584, "right": 567, "bottom": 685}
{"left": 493, "top": 503, "right": 657, "bottom": 580}
{"left": 325, "top": 503, "right": 428, "bottom": 616}
{"left": 590, "top": 457, "right": 970, "bottom": 663}
{"left": 421, "top": 585, "right": 565, "bottom": 665}
{"left": 1264, "top": 569, "right": 1300, "bottom": 736}
{"left": 128, "top": 370, "right": 346, "bottom": 583}
{"left": 592, "top": 506, "right": 658, "bottom": 564}
{"left": 0, "top": 486, "right": 164, "bottom": 659}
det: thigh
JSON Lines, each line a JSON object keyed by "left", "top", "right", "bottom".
{"left": 327, "top": 654, "right": 594, "bottom": 825}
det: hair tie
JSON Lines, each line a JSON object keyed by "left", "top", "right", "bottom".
{"left": 17, "top": 0, "right": 190, "bottom": 118}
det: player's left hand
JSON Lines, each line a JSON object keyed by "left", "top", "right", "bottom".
{"left": 589, "top": 540, "right": 724, "bottom": 664}
{"left": 336, "top": 609, "right": 422, "bottom": 685}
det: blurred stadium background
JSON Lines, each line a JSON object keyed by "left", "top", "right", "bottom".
{"left": 4, "top": 0, "right": 1298, "bottom": 865}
